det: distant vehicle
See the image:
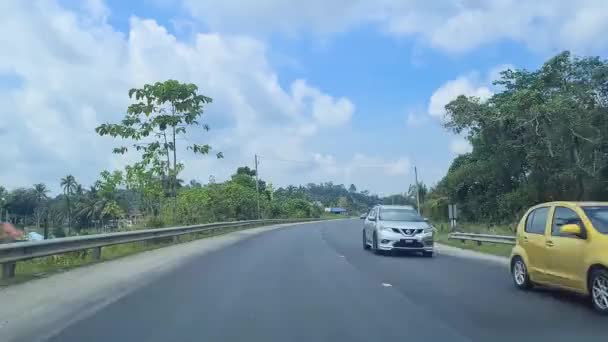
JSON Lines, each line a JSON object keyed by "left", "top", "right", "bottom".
{"left": 359, "top": 212, "right": 368, "bottom": 219}
{"left": 362, "top": 205, "right": 434, "bottom": 257}
{"left": 510, "top": 202, "right": 608, "bottom": 314}
{"left": 325, "top": 207, "right": 348, "bottom": 215}
{"left": 27, "top": 232, "right": 44, "bottom": 241}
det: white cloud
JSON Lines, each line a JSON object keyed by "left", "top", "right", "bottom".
{"left": 428, "top": 66, "right": 510, "bottom": 157}
{"left": 292, "top": 79, "right": 354, "bottom": 127}
{"left": 82, "top": 0, "right": 110, "bottom": 22}
{"left": 449, "top": 138, "right": 472, "bottom": 155}
{"left": 384, "top": 158, "right": 410, "bottom": 176}
{"left": 181, "top": 0, "right": 366, "bottom": 35}
{"left": 246, "top": 152, "right": 413, "bottom": 194}
{"left": 0, "top": 1, "right": 355, "bottom": 192}
{"left": 181, "top": 0, "right": 608, "bottom": 54}
{"left": 427, "top": 63, "right": 517, "bottom": 122}
{"left": 428, "top": 74, "right": 492, "bottom": 121}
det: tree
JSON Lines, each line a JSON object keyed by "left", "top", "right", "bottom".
{"left": 408, "top": 182, "right": 427, "bottom": 206}
{"left": 60, "top": 175, "right": 78, "bottom": 234}
{"left": 74, "top": 170, "right": 126, "bottom": 232}
{"left": 428, "top": 51, "right": 608, "bottom": 223}
{"left": 348, "top": 184, "right": 357, "bottom": 193}
{"left": 189, "top": 179, "right": 202, "bottom": 188}
{"left": 32, "top": 183, "right": 49, "bottom": 229}
{"left": 95, "top": 80, "right": 223, "bottom": 211}
{"left": 337, "top": 196, "right": 349, "bottom": 210}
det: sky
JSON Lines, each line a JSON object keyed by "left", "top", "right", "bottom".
{"left": 1, "top": 0, "right": 607, "bottom": 195}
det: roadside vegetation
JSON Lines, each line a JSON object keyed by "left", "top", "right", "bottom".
{"left": 0, "top": 81, "right": 401, "bottom": 242}
{"left": 423, "top": 51, "right": 608, "bottom": 226}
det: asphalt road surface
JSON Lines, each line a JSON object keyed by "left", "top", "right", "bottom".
{"left": 48, "top": 220, "right": 608, "bottom": 342}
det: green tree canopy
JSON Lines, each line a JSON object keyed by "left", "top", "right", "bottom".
{"left": 428, "top": 51, "right": 608, "bottom": 223}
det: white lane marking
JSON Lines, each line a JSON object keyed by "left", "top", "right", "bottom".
{"left": 338, "top": 255, "right": 345, "bottom": 258}
{"left": 382, "top": 283, "right": 392, "bottom": 287}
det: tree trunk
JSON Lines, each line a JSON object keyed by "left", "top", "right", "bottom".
{"left": 576, "top": 171, "right": 585, "bottom": 200}
{"left": 67, "top": 196, "right": 71, "bottom": 236}
{"left": 171, "top": 106, "right": 178, "bottom": 220}
{"left": 43, "top": 214, "right": 49, "bottom": 239}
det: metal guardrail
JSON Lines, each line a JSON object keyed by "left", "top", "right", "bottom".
{"left": 448, "top": 232, "right": 516, "bottom": 246}
{"left": 0, "top": 218, "right": 317, "bottom": 279}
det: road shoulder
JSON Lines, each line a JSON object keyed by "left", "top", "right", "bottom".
{"left": 436, "top": 243, "right": 509, "bottom": 266}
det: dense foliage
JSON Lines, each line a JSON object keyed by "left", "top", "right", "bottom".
{"left": 0, "top": 169, "right": 397, "bottom": 236}
{"left": 425, "top": 52, "right": 608, "bottom": 223}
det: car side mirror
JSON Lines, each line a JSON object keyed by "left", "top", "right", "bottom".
{"left": 368, "top": 216, "right": 376, "bottom": 222}
{"left": 560, "top": 223, "right": 581, "bottom": 236}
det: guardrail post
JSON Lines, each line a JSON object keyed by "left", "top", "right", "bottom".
{"left": 173, "top": 236, "right": 179, "bottom": 243}
{"left": 92, "top": 247, "right": 102, "bottom": 261}
{"left": 2, "top": 262, "right": 16, "bottom": 279}
{"left": 476, "top": 241, "right": 482, "bottom": 246}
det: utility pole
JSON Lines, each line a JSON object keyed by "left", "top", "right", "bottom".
{"left": 254, "top": 154, "right": 261, "bottom": 219}
{"left": 414, "top": 166, "right": 421, "bottom": 215}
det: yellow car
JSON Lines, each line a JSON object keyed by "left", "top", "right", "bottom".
{"left": 510, "top": 202, "right": 608, "bottom": 314}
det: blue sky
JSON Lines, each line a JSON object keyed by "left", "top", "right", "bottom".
{"left": 1, "top": 0, "right": 607, "bottom": 195}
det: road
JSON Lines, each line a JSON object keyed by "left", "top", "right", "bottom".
{"left": 47, "top": 219, "right": 608, "bottom": 342}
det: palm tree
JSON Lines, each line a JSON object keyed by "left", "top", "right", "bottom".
{"left": 60, "top": 175, "right": 78, "bottom": 234}
{"left": 33, "top": 183, "right": 49, "bottom": 229}
{"left": 75, "top": 184, "right": 84, "bottom": 196}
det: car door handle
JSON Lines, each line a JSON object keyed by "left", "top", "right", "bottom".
{"left": 546, "top": 241, "right": 554, "bottom": 247}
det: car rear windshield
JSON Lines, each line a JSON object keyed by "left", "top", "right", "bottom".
{"left": 379, "top": 209, "right": 424, "bottom": 222}
{"left": 583, "top": 206, "right": 608, "bottom": 234}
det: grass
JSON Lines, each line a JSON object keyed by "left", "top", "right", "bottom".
{"left": 432, "top": 221, "right": 516, "bottom": 258}
{"left": 0, "top": 223, "right": 263, "bottom": 287}
{"left": 320, "top": 212, "right": 350, "bottom": 219}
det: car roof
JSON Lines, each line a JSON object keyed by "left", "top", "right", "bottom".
{"left": 531, "top": 201, "right": 608, "bottom": 209}
{"left": 377, "top": 205, "right": 415, "bottom": 210}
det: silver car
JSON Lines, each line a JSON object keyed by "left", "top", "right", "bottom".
{"left": 362, "top": 205, "right": 434, "bottom": 257}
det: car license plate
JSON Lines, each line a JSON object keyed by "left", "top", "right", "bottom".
{"left": 403, "top": 239, "right": 413, "bottom": 244}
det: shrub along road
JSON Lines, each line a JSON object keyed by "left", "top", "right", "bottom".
{"left": 26, "top": 220, "right": 608, "bottom": 341}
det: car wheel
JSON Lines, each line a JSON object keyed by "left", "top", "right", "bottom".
{"left": 511, "top": 256, "right": 532, "bottom": 290}
{"left": 590, "top": 268, "right": 608, "bottom": 315}
{"left": 422, "top": 251, "right": 434, "bottom": 258}
{"left": 372, "top": 232, "right": 382, "bottom": 255}
{"left": 363, "top": 230, "right": 370, "bottom": 250}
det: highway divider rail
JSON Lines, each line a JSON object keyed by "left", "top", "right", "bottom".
{"left": 448, "top": 232, "right": 516, "bottom": 246}
{"left": 0, "top": 219, "right": 319, "bottom": 279}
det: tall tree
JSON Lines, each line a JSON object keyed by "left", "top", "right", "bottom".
{"left": 33, "top": 183, "right": 49, "bottom": 229}
{"left": 428, "top": 51, "right": 608, "bottom": 223}
{"left": 60, "top": 175, "right": 78, "bottom": 234}
{"left": 95, "top": 80, "right": 223, "bottom": 211}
